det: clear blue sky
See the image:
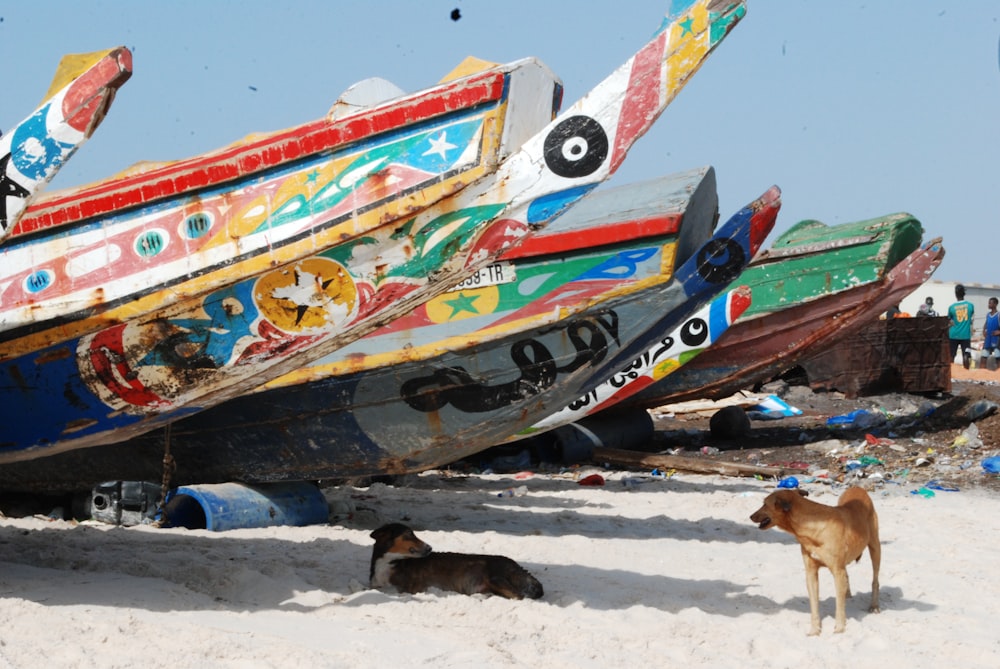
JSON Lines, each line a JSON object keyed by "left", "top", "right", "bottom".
{"left": 3, "top": 1, "right": 997, "bottom": 285}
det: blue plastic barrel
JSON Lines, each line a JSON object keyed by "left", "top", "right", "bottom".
{"left": 163, "top": 482, "right": 329, "bottom": 531}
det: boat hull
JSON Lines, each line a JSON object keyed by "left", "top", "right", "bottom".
{"left": 622, "top": 234, "right": 941, "bottom": 408}
{"left": 0, "top": 168, "right": 725, "bottom": 488}
{"left": 507, "top": 186, "right": 780, "bottom": 439}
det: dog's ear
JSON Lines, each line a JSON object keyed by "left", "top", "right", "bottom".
{"left": 370, "top": 525, "right": 391, "bottom": 541}
{"left": 797, "top": 488, "right": 809, "bottom": 498}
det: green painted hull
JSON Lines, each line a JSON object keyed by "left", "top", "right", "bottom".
{"left": 737, "top": 213, "right": 923, "bottom": 320}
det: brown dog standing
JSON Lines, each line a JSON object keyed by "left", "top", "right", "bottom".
{"left": 750, "top": 487, "right": 881, "bottom": 635}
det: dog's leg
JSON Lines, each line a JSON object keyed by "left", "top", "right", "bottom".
{"left": 802, "top": 550, "right": 822, "bottom": 636}
{"left": 868, "top": 534, "right": 882, "bottom": 614}
{"left": 832, "top": 565, "right": 851, "bottom": 634}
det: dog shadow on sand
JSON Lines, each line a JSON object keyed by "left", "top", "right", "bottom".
{"left": 522, "top": 561, "right": 932, "bottom": 618}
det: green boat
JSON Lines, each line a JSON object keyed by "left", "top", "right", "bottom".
{"left": 737, "top": 215, "right": 924, "bottom": 320}
{"left": 617, "top": 212, "right": 925, "bottom": 407}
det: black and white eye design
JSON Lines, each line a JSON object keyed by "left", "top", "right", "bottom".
{"left": 543, "top": 115, "right": 608, "bottom": 178}
{"left": 680, "top": 317, "right": 709, "bottom": 347}
{"left": 696, "top": 238, "right": 746, "bottom": 284}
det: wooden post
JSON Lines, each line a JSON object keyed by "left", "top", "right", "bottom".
{"left": 592, "top": 446, "right": 789, "bottom": 479}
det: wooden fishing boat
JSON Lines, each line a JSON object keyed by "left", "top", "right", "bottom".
{"left": 0, "top": 0, "right": 747, "bottom": 464}
{"left": 0, "top": 168, "right": 778, "bottom": 490}
{"left": 1, "top": 47, "right": 131, "bottom": 239}
{"left": 273, "top": 165, "right": 720, "bottom": 373}
{"left": 1, "top": 56, "right": 560, "bottom": 353}
{"left": 510, "top": 187, "right": 780, "bottom": 439}
{"left": 616, "top": 215, "right": 933, "bottom": 408}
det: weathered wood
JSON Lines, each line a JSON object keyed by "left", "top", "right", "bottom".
{"left": 800, "top": 311, "right": 951, "bottom": 397}
{"left": 650, "top": 391, "right": 768, "bottom": 416}
{"left": 592, "top": 446, "right": 788, "bottom": 478}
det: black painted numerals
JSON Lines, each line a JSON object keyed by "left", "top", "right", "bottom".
{"left": 400, "top": 312, "right": 619, "bottom": 413}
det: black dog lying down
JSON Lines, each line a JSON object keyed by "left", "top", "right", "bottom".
{"left": 369, "top": 523, "right": 543, "bottom": 600}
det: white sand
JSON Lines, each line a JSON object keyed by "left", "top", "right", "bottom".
{"left": 1, "top": 469, "right": 997, "bottom": 668}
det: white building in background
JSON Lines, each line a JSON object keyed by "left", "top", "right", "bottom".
{"left": 898, "top": 280, "right": 1000, "bottom": 344}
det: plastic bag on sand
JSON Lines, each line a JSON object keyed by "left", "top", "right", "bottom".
{"left": 953, "top": 423, "right": 983, "bottom": 450}
{"left": 826, "top": 409, "right": 886, "bottom": 430}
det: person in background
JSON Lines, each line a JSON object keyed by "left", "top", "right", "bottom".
{"left": 982, "top": 297, "right": 1000, "bottom": 370}
{"left": 948, "top": 284, "right": 975, "bottom": 369}
{"left": 883, "top": 303, "right": 909, "bottom": 319}
{"left": 917, "top": 296, "right": 938, "bottom": 317}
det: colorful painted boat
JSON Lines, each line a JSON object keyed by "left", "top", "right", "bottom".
{"left": 1, "top": 47, "right": 131, "bottom": 239}
{"left": 509, "top": 187, "right": 780, "bottom": 439}
{"left": 0, "top": 169, "right": 776, "bottom": 490}
{"left": 1, "top": 56, "right": 561, "bottom": 355}
{"left": 616, "top": 214, "right": 931, "bottom": 408}
{"left": 0, "top": 0, "right": 747, "bottom": 464}
{"left": 263, "top": 165, "right": 721, "bottom": 385}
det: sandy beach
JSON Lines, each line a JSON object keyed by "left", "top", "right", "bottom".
{"left": 2, "top": 462, "right": 998, "bottom": 668}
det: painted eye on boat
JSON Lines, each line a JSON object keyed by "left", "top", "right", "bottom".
{"left": 542, "top": 115, "right": 608, "bottom": 178}
{"left": 680, "top": 318, "right": 709, "bottom": 347}
{"left": 696, "top": 238, "right": 746, "bottom": 284}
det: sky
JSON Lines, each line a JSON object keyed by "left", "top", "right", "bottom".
{"left": 2, "top": 1, "right": 998, "bottom": 285}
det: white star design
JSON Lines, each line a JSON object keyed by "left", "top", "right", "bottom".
{"left": 422, "top": 131, "right": 457, "bottom": 160}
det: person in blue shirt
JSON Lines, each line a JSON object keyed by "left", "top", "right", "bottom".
{"left": 948, "top": 284, "right": 975, "bottom": 369}
{"left": 982, "top": 296, "right": 1000, "bottom": 370}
